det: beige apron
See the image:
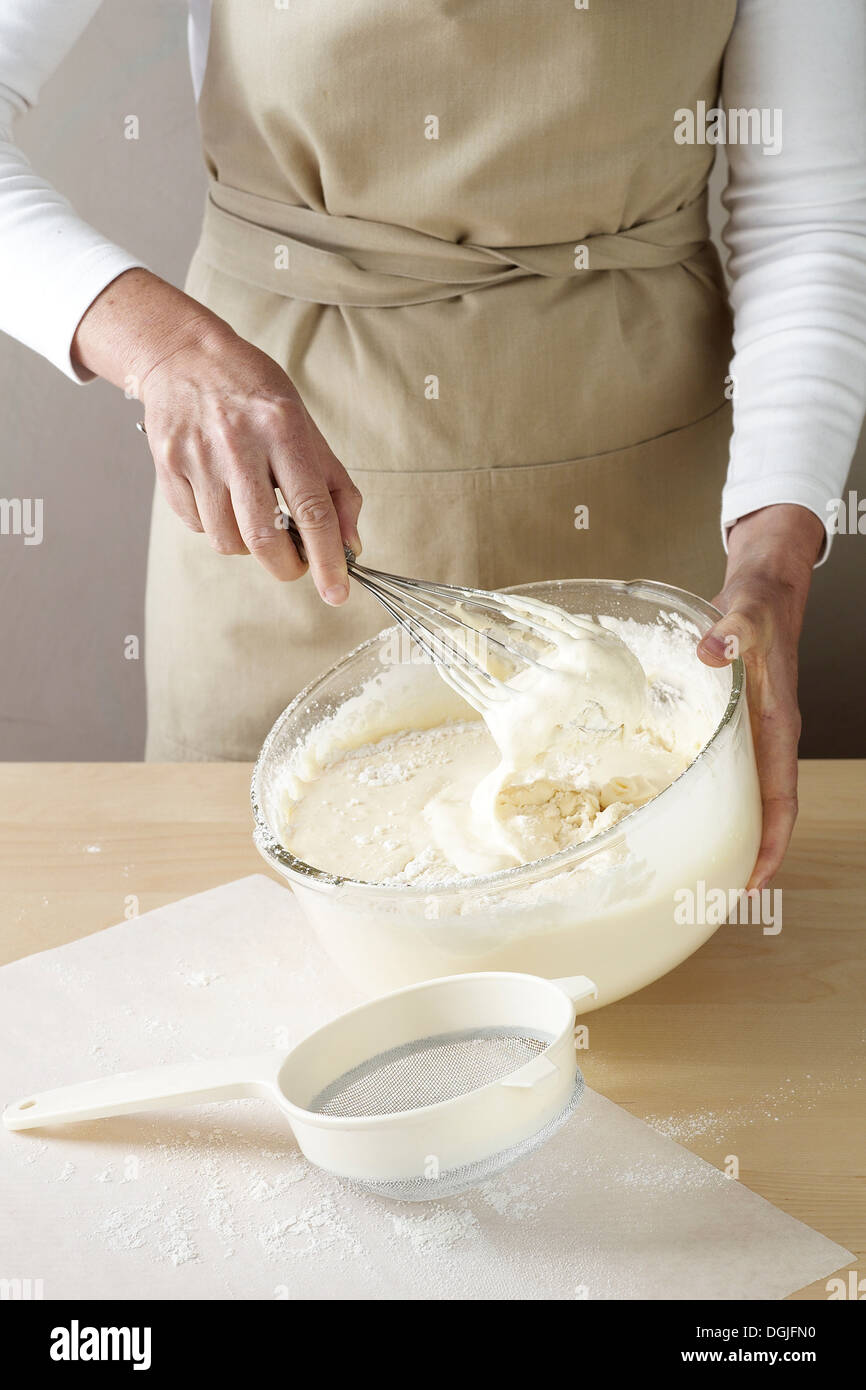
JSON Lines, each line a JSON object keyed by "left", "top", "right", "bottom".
{"left": 146, "top": 0, "right": 737, "bottom": 760}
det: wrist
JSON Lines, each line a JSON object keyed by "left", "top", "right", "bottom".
{"left": 135, "top": 312, "right": 235, "bottom": 400}
{"left": 71, "top": 267, "right": 235, "bottom": 396}
{"left": 724, "top": 504, "right": 824, "bottom": 592}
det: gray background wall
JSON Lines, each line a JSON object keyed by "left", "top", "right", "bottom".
{"left": 0, "top": 0, "right": 863, "bottom": 760}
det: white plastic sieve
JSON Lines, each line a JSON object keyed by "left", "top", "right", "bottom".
{"left": 3, "top": 971, "right": 596, "bottom": 1201}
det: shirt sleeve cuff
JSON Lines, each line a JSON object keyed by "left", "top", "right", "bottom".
{"left": 721, "top": 478, "right": 838, "bottom": 567}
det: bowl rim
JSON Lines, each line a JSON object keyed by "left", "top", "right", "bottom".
{"left": 250, "top": 577, "right": 745, "bottom": 898}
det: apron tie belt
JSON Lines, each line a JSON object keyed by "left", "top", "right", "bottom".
{"left": 197, "top": 181, "right": 710, "bottom": 308}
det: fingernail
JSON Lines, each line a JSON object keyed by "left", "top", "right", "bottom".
{"left": 347, "top": 532, "right": 362, "bottom": 557}
{"left": 324, "top": 582, "right": 349, "bottom": 605}
{"left": 698, "top": 635, "right": 727, "bottom": 661}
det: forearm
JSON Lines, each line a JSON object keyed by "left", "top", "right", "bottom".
{"left": 0, "top": 0, "right": 148, "bottom": 380}
{"left": 720, "top": 0, "right": 866, "bottom": 561}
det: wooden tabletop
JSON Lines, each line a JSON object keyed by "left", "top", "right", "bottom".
{"left": 0, "top": 760, "right": 862, "bottom": 1301}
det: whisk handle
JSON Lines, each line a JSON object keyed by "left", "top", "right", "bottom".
{"left": 280, "top": 509, "right": 357, "bottom": 567}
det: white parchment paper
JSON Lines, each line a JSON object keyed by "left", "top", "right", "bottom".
{"left": 0, "top": 876, "right": 853, "bottom": 1300}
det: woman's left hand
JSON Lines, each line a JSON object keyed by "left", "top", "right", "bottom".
{"left": 695, "top": 504, "right": 826, "bottom": 890}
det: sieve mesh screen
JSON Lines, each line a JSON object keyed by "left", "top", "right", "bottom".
{"left": 309, "top": 1026, "right": 553, "bottom": 1118}
{"left": 349, "top": 1074, "right": 585, "bottom": 1202}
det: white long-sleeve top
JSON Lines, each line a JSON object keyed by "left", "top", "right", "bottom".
{"left": 1, "top": 0, "right": 865, "bottom": 561}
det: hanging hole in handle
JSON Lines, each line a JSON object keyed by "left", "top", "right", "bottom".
{"left": 18, "top": 1100, "right": 36, "bottom": 1110}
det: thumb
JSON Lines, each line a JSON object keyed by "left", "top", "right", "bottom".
{"left": 696, "top": 607, "right": 759, "bottom": 668}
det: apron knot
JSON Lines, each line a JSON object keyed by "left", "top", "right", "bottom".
{"left": 197, "top": 181, "right": 709, "bottom": 307}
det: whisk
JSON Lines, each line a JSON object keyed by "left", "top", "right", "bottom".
{"left": 134, "top": 420, "right": 580, "bottom": 713}
{"left": 283, "top": 514, "right": 572, "bottom": 712}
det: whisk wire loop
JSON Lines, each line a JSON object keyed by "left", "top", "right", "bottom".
{"left": 282, "top": 513, "right": 558, "bottom": 712}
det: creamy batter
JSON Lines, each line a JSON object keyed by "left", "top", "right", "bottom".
{"left": 280, "top": 601, "right": 725, "bottom": 886}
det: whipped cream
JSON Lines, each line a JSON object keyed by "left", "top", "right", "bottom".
{"left": 433, "top": 600, "right": 653, "bottom": 873}
{"left": 280, "top": 600, "right": 723, "bottom": 885}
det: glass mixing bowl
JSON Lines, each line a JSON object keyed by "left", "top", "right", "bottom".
{"left": 252, "top": 579, "right": 762, "bottom": 1009}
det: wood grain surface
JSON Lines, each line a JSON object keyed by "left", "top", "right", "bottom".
{"left": 0, "top": 759, "right": 862, "bottom": 1301}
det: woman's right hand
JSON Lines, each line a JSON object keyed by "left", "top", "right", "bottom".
{"left": 72, "top": 268, "right": 362, "bottom": 604}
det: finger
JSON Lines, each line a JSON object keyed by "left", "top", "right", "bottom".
{"left": 329, "top": 477, "right": 363, "bottom": 557}
{"left": 154, "top": 463, "right": 204, "bottom": 533}
{"left": 748, "top": 794, "right": 798, "bottom": 890}
{"left": 272, "top": 434, "right": 349, "bottom": 604}
{"left": 284, "top": 476, "right": 348, "bottom": 602}
{"left": 697, "top": 608, "right": 762, "bottom": 667}
{"left": 313, "top": 430, "right": 363, "bottom": 556}
{"left": 150, "top": 431, "right": 205, "bottom": 532}
{"left": 747, "top": 691, "right": 801, "bottom": 889}
{"left": 189, "top": 477, "right": 247, "bottom": 556}
{"left": 230, "top": 463, "right": 307, "bottom": 582}
{"left": 175, "top": 431, "right": 249, "bottom": 555}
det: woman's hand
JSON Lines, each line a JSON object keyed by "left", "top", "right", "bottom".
{"left": 72, "top": 268, "right": 361, "bottom": 603}
{"left": 136, "top": 323, "right": 362, "bottom": 601}
{"left": 696, "top": 504, "right": 825, "bottom": 889}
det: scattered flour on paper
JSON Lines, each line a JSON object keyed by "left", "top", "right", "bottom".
{"left": 101, "top": 1199, "right": 163, "bottom": 1253}
{"left": 243, "top": 1163, "right": 307, "bottom": 1203}
{"left": 258, "top": 1195, "right": 365, "bottom": 1262}
{"left": 142, "top": 1017, "right": 180, "bottom": 1038}
{"left": 180, "top": 971, "right": 224, "bottom": 989}
{"left": 100, "top": 1199, "right": 199, "bottom": 1268}
{"left": 63, "top": 1104, "right": 568, "bottom": 1277}
{"left": 158, "top": 1207, "right": 198, "bottom": 1267}
{"left": 18, "top": 1092, "right": 774, "bottom": 1281}
{"left": 12, "top": 1082, "right": 853, "bottom": 1299}
{"left": 74, "top": 1118, "right": 370, "bottom": 1271}
{"left": 477, "top": 1174, "right": 538, "bottom": 1219}
{"left": 22, "top": 1063, "right": 856, "bottom": 1284}
{"left": 390, "top": 1206, "right": 479, "bottom": 1256}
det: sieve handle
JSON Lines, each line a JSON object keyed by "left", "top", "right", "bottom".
{"left": 2, "top": 1052, "right": 285, "bottom": 1131}
{"left": 553, "top": 975, "right": 598, "bottom": 1005}
{"left": 501, "top": 976, "right": 598, "bottom": 1090}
